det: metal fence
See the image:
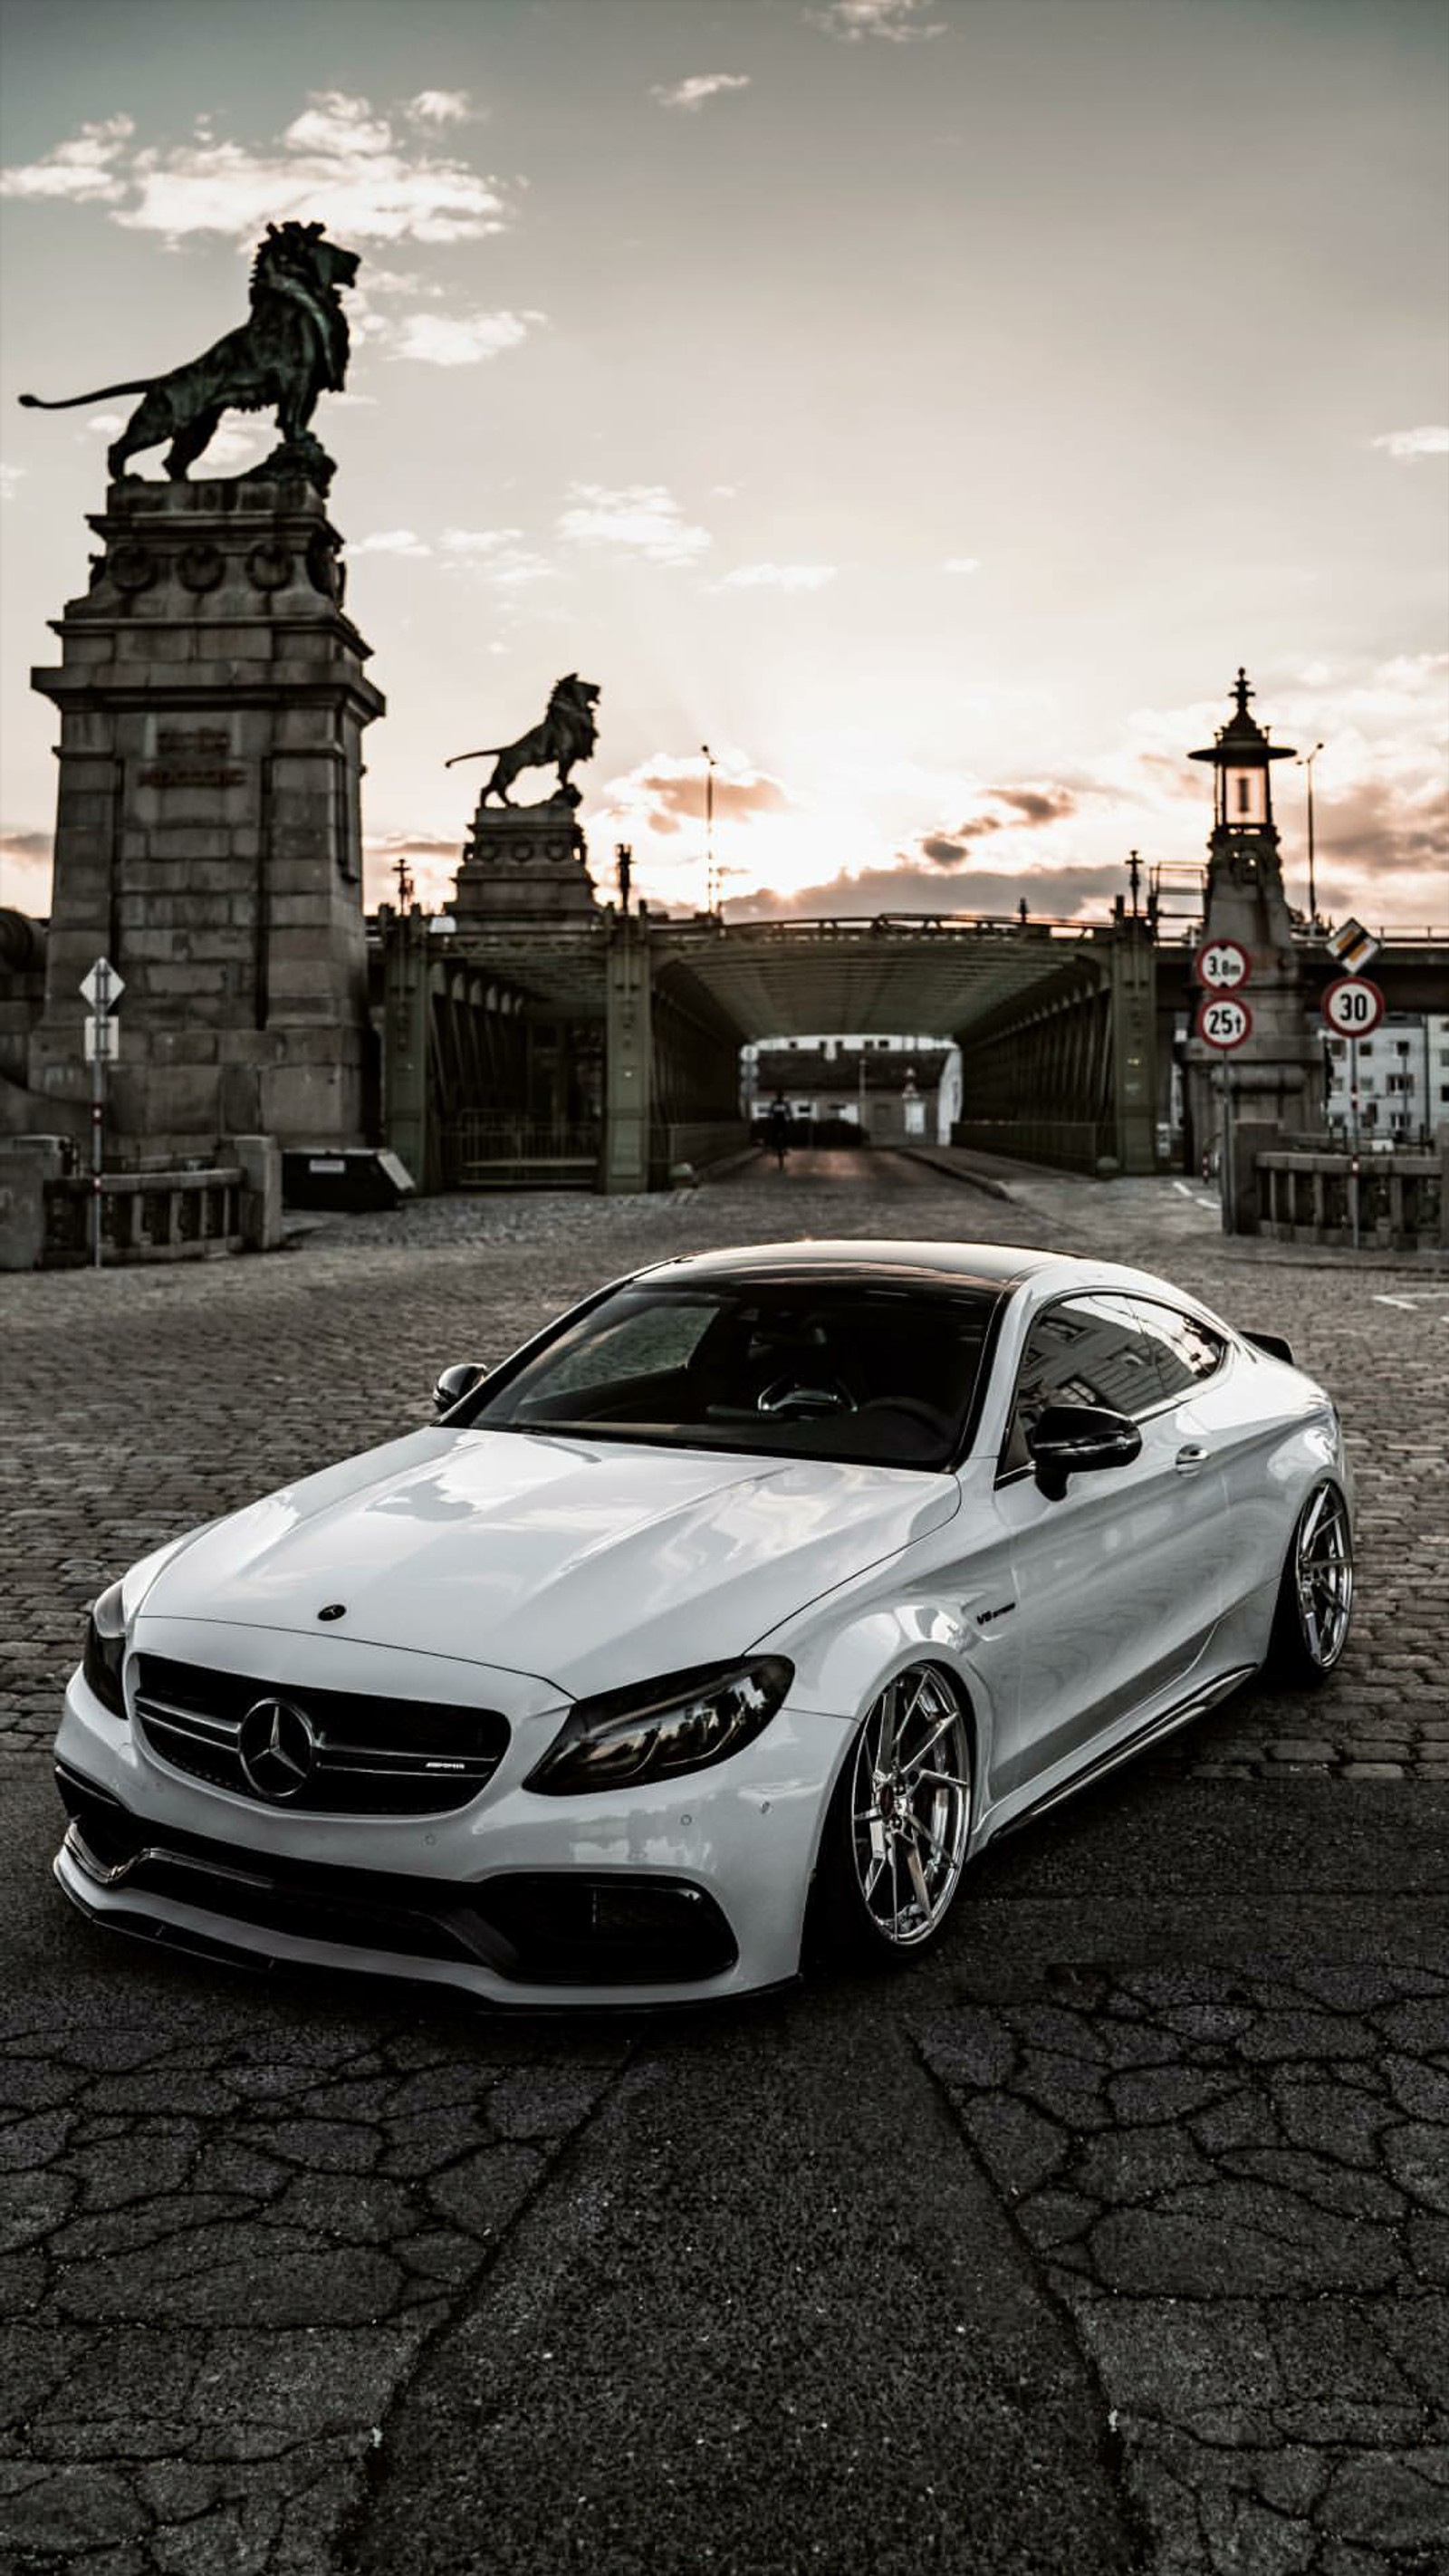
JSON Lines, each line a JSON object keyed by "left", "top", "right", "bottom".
{"left": 442, "top": 1117, "right": 600, "bottom": 1190}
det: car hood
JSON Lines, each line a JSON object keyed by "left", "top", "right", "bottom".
{"left": 140, "top": 1426, "right": 960, "bottom": 1697}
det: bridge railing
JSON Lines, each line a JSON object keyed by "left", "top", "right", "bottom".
{"left": 442, "top": 1117, "right": 600, "bottom": 1190}
{"left": 43, "top": 1167, "right": 245, "bottom": 1266}
{"left": 951, "top": 1118, "right": 1118, "bottom": 1174}
{"left": 1256, "top": 1148, "right": 1444, "bottom": 1251}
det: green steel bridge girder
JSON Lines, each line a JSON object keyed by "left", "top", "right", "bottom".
{"left": 379, "top": 909, "right": 1447, "bottom": 1193}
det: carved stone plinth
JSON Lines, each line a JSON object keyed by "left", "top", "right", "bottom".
{"left": 452, "top": 795, "right": 601, "bottom": 925}
{"left": 29, "top": 476, "right": 384, "bottom": 1158}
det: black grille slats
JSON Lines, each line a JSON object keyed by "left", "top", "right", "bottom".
{"left": 132, "top": 1654, "right": 510, "bottom": 1815}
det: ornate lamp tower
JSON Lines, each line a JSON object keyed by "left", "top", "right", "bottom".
{"left": 1190, "top": 666, "right": 1297, "bottom": 837}
{"left": 1185, "top": 668, "right": 1319, "bottom": 1217}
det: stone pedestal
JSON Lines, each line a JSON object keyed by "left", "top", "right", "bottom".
{"left": 29, "top": 475, "right": 384, "bottom": 1158}
{"left": 452, "top": 794, "right": 600, "bottom": 926}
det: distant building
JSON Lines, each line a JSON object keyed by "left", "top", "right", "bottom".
{"left": 743, "top": 1033, "right": 950, "bottom": 1142}
{"left": 1324, "top": 1010, "right": 1449, "bottom": 1142}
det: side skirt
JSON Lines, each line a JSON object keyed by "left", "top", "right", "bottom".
{"left": 987, "top": 1662, "right": 1260, "bottom": 1841}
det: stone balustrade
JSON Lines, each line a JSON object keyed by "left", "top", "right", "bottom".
{"left": 1255, "top": 1141, "right": 1446, "bottom": 1250}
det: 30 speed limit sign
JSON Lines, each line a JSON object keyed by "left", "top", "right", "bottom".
{"left": 1195, "top": 937, "right": 1251, "bottom": 992}
{"left": 1322, "top": 976, "right": 1386, "bottom": 1038}
{"left": 1196, "top": 995, "right": 1252, "bottom": 1051}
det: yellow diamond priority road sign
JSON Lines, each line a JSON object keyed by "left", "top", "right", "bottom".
{"left": 1326, "top": 918, "right": 1380, "bottom": 976}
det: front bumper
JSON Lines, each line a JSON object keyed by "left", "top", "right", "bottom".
{"left": 53, "top": 1630, "right": 850, "bottom": 2007}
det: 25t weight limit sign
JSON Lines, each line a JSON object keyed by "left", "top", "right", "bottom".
{"left": 1322, "top": 976, "right": 1386, "bottom": 1039}
{"left": 1196, "top": 995, "right": 1252, "bottom": 1052}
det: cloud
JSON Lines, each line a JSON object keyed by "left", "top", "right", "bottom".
{"left": 351, "top": 527, "right": 433, "bottom": 557}
{"left": 439, "top": 526, "right": 558, "bottom": 586}
{"left": 914, "top": 785, "right": 1081, "bottom": 864}
{"left": 363, "top": 830, "right": 462, "bottom": 909}
{"left": 407, "top": 91, "right": 475, "bottom": 127}
{"left": 942, "top": 555, "right": 980, "bottom": 573}
{"left": 0, "top": 464, "right": 25, "bottom": 501}
{"left": 0, "top": 113, "right": 133, "bottom": 204}
{"left": 0, "top": 827, "right": 53, "bottom": 910}
{"left": 558, "top": 483, "right": 711, "bottom": 566}
{"left": 388, "top": 309, "right": 541, "bottom": 366}
{"left": 441, "top": 526, "right": 523, "bottom": 556}
{"left": 806, "top": 1, "right": 945, "bottom": 42}
{"left": 2, "top": 92, "right": 512, "bottom": 245}
{"left": 1371, "top": 426, "right": 1449, "bottom": 462}
{"left": 738, "top": 861, "right": 1124, "bottom": 922}
{"left": 719, "top": 562, "right": 837, "bottom": 591}
{"left": 649, "top": 73, "right": 752, "bottom": 111}
{"left": 593, "top": 754, "right": 794, "bottom": 840}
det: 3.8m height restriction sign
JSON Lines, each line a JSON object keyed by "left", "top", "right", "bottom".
{"left": 1195, "top": 937, "right": 1251, "bottom": 992}
{"left": 1196, "top": 995, "right": 1252, "bottom": 1051}
{"left": 1322, "top": 976, "right": 1386, "bottom": 1039}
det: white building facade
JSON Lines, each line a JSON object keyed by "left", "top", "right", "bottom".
{"left": 1324, "top": 1011, "right": 1449, "bottom": 1143}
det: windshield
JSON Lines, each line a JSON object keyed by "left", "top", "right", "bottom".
{"left": 468, "top": 1278, "right": 1000, "bottom": 1468}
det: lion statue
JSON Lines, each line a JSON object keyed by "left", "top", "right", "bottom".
{"left": 446, "top": 675, "right": 601, "bottom": 805}
{"left": 19, "top": 220, "right": 360, "bottom": 484}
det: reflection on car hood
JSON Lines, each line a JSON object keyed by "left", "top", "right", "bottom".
{"left": 140, "top": 1426, "right": 960, "bottom": 1696}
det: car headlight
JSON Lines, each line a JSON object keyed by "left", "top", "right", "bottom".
{"left": 524, "top": 1657, "right": 794, "bottom": 1796}
{"left": 82, "top": 1581, "right": 128, "bottom": 1719}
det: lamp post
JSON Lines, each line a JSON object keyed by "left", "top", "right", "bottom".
{"left": 1297, "top": 742, "right": 1324, "bottom": 925}
{"left": 701, "top": 743, "right": 716, "bottom": 915}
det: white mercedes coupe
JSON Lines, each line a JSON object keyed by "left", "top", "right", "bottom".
{"left": 54, "top": 1241, "right": 1353, "bottom": 2008}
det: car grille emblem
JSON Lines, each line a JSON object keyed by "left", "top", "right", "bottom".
{"left": 238, "top": 1697, "right": 317, "bottom": 1802}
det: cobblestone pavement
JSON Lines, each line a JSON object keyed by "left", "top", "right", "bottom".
{"left": 1, "top": 1152, "right": 1445, "bottom": 2574}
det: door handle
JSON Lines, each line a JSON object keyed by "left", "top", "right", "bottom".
{"left": 1175, "top": 1445, "right": 1209, "bottom": 1475}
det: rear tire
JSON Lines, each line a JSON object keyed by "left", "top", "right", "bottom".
{"left": 1266, "top": 1482, "right": 1353, "bottom": 1687}
{"left": 808, "top": 1666, "right": 974, "bottom": 1970}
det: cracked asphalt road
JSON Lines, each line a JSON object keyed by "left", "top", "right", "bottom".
{"left": 2, "top": 1154, "right": 1445, "bottom": 2574}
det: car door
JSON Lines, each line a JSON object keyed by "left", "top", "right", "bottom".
{"left": 987, "top": 1292, "right": 1231, "bottom": 1801}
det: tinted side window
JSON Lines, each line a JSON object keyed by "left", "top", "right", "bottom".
{"left": 1001, "top": 1293, "right": 1163, "bottom": 1472}
{"left": 1130, "top": 1300, "right": 1227, "bottom": 1401}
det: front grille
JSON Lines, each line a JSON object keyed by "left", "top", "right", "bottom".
{"left": 131, "top": 1654, "right": 509, "bottom": 1816}
{"left": 55, "top": 1766, "right": 738, "bottom": 1986}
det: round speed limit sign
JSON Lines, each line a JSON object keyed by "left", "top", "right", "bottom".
{"left": 1196, "top": 995, "right": 1252, "bottom": 1051}
{"left": 1195, "top": 937, "right": 1251, "bottom": 991}
{"left": 1322, "top": 976, "right": 1386, "bottom": 1039}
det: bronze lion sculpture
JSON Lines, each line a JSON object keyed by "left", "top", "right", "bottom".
{"left": 19, "top": 220, "right": 360, "bottom": 482}
{"left": 446, "top": 676, "right": 601, "bottom": 805}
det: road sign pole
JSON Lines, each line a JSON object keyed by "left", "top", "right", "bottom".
{"left": 1222, "top": 1061, "right": 1235, "bottom": 1237}
{"left": 1349, "top": 1034, "right": 1360, "bottom": 1254}
{"left": 91, "top": 956, "right": 109, "bottom": 1269}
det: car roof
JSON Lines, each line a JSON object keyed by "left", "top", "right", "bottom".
{"left": 634, "top": 1239, "right": 1056, "bottom": 1293}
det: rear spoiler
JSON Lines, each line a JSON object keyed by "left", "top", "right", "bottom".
{"left": 1242, "top": 1330, "right": 1295, "bottom": 1366}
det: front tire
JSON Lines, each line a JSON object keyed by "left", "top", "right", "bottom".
{"left": 1266, "top": 1482, "right": 1353, "bottom": 1686}
{"left": 809, "top": 1666, "right": 974, "bottom": 1970}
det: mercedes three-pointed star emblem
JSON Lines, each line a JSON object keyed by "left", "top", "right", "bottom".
{"left": 237, "top": 1697, "right": 317, "bottom": 1802}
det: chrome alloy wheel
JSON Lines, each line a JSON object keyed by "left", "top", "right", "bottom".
{"left": 849, "top": 1668, "right": 972, "bottom": 1948}
{"left": 1294, "top": 1485, "right": 1353, "bottom": 1669}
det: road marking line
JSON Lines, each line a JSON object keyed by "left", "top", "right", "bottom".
{"left": 1195, "top": 1196, "right": 1219, "bottom": 1211}
{"left": 1372, "top": 1294, "right": 1420, "bottom": 1310}
{"left": 1173, "top": 1181, "right": 1194, "bottom": 1198}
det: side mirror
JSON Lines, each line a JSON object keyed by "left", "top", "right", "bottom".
{"left": 433, "top": 1360, "right": 488, "bottom": 1417}
{"left": 1026, "top": 1403, "right": 1141, "bottom": 1503}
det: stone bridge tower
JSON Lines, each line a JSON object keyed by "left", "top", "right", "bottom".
{"left": 1186, "top": 669, "right": 1320, "bottom": 1212}
{"left": 28, "top": 471, "right": 384, "bottom": 1158}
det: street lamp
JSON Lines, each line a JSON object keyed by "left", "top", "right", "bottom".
{"left": 1297, "top": 742, "right": 1325, "bottom": 925}
{"left": 701, "top": 744, "right": 716, "bottom": 915}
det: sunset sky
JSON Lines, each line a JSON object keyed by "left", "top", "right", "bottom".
{"left": 2, "top": 0, "right": 1445, "bottom": 930}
